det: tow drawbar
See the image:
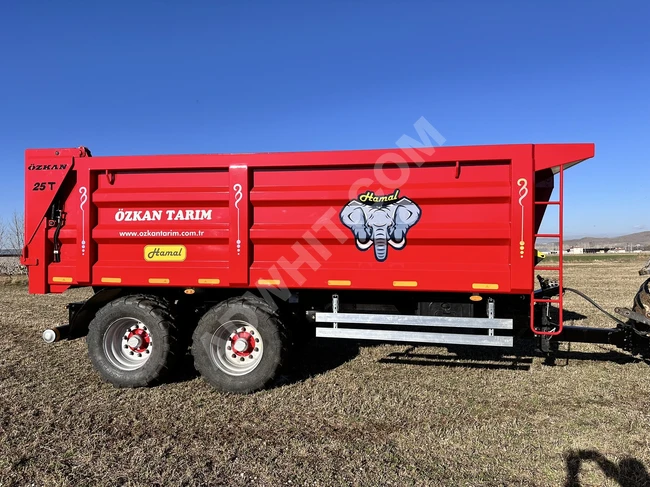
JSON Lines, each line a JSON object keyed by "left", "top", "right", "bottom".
{"left": 42, "top": 325, "right": 70, "bottom": 344}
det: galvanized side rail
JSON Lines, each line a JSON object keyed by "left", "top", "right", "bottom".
{"left": 313, "top": 296, "right": 513, "bottom": 347}
{"left": 315, "top": 312, "right": 513, "bottom": 329}
{"left": 315, "top": 327, "right": 513, "bottom": 347}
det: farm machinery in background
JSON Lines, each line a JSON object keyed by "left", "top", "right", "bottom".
{"left": 631, "top": 258, "right": 650, "bottom": 327}
{"left": 612, "top": 260, "right": 650, "bottom": 355}
{"left": 20, "top": 143, "right": 650, "bottom": 394}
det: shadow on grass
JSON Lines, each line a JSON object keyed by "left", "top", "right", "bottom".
{"left": 278, "top": 338, "right": 361, "bottom": 386}
{"left": 377, "top": 340, "right": 643, "bottom": 372}
{"left": 564, "top": 449, "right": 650, "bottom": 487}
{"left": 378, "top": 343, "right": 535, "bottom": 371}
{"left": 167, "top": 338, "right": 362, "bottom": 387}
{"left": 165, "top": 337, "right": 643, "bottom": 387}
{"left": 167, "top": 349, "right": 201, "bottom": 384}
{"left": 544, "top": 344, "right": 646, "bottom": 367}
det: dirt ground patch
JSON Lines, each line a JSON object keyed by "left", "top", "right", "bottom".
{"left": 1, "top": 262, "right": 649, "bottom": 486}
{"left": 0, "top": 257, "right": 26, "bottom": 277}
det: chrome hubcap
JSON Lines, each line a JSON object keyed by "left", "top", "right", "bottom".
{"left": 233, "top": 338, "right": 249, "bottom": 353}
{"left": 209, "top": 320, "right": 264, "bottom": 376}
{"left": 103, "top": 318, "right": 153, "bottom": 371}
{"left": 127, "top": 335, "right": 143, "bottom": 349}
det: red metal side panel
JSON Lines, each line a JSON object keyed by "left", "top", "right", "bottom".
{"left": 22, "top": 147, "right": 86, "bottom": 294}
{"left": 90, "top": 168, "right": 230, "bottom": 288}
{"left": 228, "top": 165, "right": 251, "bottom": 285}
{"left": 534, "top": 143, "right": 594, "bottom": 172}
{"left": 76, "top": 167, "right": 93, "bottom": 284}
{"left": 22, "top": 143, "right": 594, "bottom": 295}
{"left": 510, "top": 149, "right": 536, "bottom": 293}
{"left": 250, "top": 154, "right": 527, "bottom": 294}
{"left": 43, "top": 173, "right": 88, "bottom": 290}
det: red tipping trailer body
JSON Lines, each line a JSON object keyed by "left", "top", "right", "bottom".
{"left": 29, "top": 142, "right": 646, "bottom": 393}
{"left": 23, "top": 143, "right": 650, "bottom": 394}
{"left": 21, "top": 143, "right": 593, "bottom": 297}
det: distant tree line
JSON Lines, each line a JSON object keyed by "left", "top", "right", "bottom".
{"left": 0, "top": 211, "right": 26, "bottom": 275}
{"left": 0, "top": 211, "right": 24, "bottom": 255}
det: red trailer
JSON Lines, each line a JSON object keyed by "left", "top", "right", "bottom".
{"left": 21, "top": 143, "right": 650, "bottom": 393}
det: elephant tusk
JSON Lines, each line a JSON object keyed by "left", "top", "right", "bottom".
{"left": 356, "top": 239, "right": 373, "bottom": 250}
{"left": 388, "top": 239, "right": 406, "bottom": 249}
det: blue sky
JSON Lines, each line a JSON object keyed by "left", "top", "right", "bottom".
{"left": 1, "top": 1, "right": 648, "bottom": 238}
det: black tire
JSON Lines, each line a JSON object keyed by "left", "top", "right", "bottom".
{"left": 191, "top": 296, "right": 289, "bottom": 394}
{"left": 87, "top": 294, "right": 179, "bottom": 388}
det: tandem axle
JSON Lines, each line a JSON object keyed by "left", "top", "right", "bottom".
{"left": 40, "top": 281, "right": 650, "bottom": 393}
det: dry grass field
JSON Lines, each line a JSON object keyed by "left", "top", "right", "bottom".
{"left": 1, "top": 257, "right": 649, "bottom": 486}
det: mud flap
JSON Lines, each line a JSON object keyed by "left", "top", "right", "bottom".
{"left": 68, "top": 287, "right": 125, "bottom": 339}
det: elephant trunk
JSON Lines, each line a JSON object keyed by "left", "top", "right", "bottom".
{"left": 373, "top": 229, "right": 388, "bottom": 262}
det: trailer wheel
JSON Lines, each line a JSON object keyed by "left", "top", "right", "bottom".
{"left": 191, "top": 297, "right": 288, "bottom": 394}
{"left": 87, "top": 295, "right": 178, "bottom": 388}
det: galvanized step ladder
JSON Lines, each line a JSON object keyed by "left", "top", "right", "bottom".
{"left": 531, "top": 163, "right": 565, "bottom": 336}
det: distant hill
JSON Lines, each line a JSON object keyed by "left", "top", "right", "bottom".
{"left": 564, "top": 231, "right": 650, "bottom": 247}
{"left": 537, "top": 231, "right": 650, "bottom": 250}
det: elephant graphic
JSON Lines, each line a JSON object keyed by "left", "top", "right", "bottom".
{"left": 339, "top": 197, "right": 421, "bottom": 262}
